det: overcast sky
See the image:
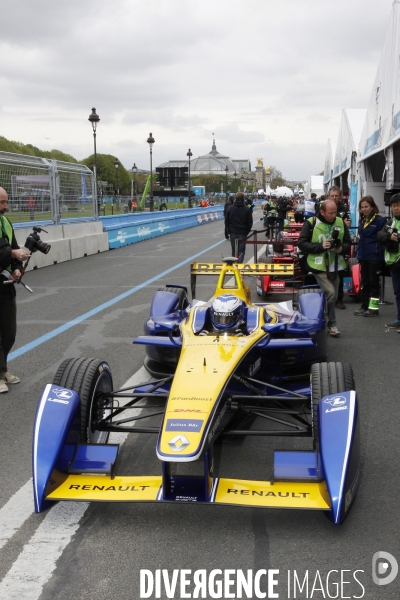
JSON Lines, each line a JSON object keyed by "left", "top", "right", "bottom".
{"left": 0, "top": 0, "right": 395, "bottom": 180}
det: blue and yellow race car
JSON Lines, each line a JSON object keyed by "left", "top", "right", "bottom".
{"left": 32, "top": 258, "right": 360, "bottom": 524}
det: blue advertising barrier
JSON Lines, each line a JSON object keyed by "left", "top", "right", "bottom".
{"left": 100, "top": 206, "right": 224, "bottom": 249}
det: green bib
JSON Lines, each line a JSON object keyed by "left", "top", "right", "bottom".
{"left": 0, "top": 216, "right": 13, "bottom": 273}
{"left": 307, "top": 217, "right": 346, "bottom": 272}
{"left": 384, "top": 217, "right": 400, "bottom": 265}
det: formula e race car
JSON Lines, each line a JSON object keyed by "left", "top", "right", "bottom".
{"left": 256, "top": 226, "right": 305, "bottom": 298}
{"left": 32, "top": 259, "right": 360, "bottom": 524}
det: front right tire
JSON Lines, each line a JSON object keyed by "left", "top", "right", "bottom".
{"left": 53, "top": 358, "right": 113, "bottom": 444}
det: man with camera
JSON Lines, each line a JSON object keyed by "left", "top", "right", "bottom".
{"left": 0, "top": 187, "right": 30, "bottom": 393}
{"left": 298, "top": 200, "right": 351, "bottom": 337}
{"left": 377, "top": 193, "right": 400, "bottom": 329}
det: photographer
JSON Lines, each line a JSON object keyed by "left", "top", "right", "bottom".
{"left": 0, "top": 187, "right": 30, "bottom": 393}
{"left": 298, "top": 200, "right": 351, "bottom": 337}
{"left": 377, "top": 193, "right": 400, "bottom": 328}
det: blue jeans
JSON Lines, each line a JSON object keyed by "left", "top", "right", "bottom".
{"left": 391, "top": 269, "right": 400, "bottom": 320}
{"left": 230, "top": 233, "right": 247, "bottom": 263}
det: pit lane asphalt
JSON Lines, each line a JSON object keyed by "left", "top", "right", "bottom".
{"left": 0, "top": 216, "right": 399, "bottom": 599}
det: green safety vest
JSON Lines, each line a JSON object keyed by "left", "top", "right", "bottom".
{"left": 384, "top": 217, "right": 400, "bottom": 265}
{"left": 267, "top": 201, "right": 277, "bottom": 215}
{"left": 0, "top": 216, "right": 13, "bottom": 273}
{"left": 307, "top": 216, "right": 346, "bottom": 272}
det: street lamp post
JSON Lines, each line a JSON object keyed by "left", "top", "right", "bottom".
{"left": 187, "top": 149, "right": 193, "bottom": 209}
{"left": 225, "top": 166, "right": 229, "bottom": 203}
{"left": 132, "top": 163, "right": 137, "bottom": 209}
{"left": 147, "top": 133, "right": 155, "bottom": 212}
{"left": 114, "top": 158, "right": 119, "bottom": 212}
{"left": 88, "top": 108, "right": 100, "bottom": 218}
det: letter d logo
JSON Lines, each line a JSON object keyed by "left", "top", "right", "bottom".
{"left": 372, "top": 551, "right": 398, "bottom": 586}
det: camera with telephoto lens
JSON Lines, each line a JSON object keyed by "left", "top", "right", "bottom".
{"left": 330, "top": 226, "right": 342, "bottom": 248}
{"left": 24, "top": 226, "right": 51, "bottom": 254}
{"left": 387, "top": 226, "right": 399, "bottom": 241}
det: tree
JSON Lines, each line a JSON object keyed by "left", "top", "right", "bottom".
{"left": 0, "top": 136, "right": 77, "bottom": 162}
{"left": 268, "top": 165, "right": 284, "bottom": 188}
{"left": 81, "top": 154, "right": 132, "bottom": 195}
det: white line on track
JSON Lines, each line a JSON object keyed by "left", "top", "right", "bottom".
{"left": 0, "top": 367, "right": 152, "bottom": 599}
{"left": 0, "top": 245, "right": 265, "bottom": 597}
{"left": 0, "top": 480, "right": 35, "bottom": 551}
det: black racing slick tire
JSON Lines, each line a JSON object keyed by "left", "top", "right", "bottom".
{"left": 53, "top": 358, "right": 113, "bottom": 444}
{"left": 157, "top": 286, "right": 189, "bottom": 310}
{"left": 311, "top": 362, "right": 355, "bottom": 447}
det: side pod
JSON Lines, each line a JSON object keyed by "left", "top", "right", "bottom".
{"left": 318, "top": 390, "right": 360, "bottom": 524}
{"left": 32, "top": 384, "right": 80, "bottom": 513}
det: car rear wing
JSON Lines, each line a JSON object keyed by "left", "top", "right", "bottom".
{"left": 190, "top": 262, "right": 294, "bottom": 299}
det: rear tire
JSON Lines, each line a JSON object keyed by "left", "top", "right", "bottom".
{"left": 53, "top": 358, "right": 113, "bottom": 444}
{"left": 157, "top": 286, "right": 189, "bottom": 310}
{"left": 298, "top": 286, "right": 322, "bottom": 297}
{"left": 311, "top": 362, "right": 354, "bottom": 447}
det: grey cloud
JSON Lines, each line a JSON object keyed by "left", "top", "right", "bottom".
{"left": 214, "top": 124, "right": 265, "bottom": 144}
{"left": 0, "top": 0, "right": 395, "bottom": 181}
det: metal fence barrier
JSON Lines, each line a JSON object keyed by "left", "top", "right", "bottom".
{"left": 0, "top": 151, "right": 96, "bottom": 225}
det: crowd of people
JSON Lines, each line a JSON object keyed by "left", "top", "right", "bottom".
{"left": 223, "top": 185, "right": 400, "bottom": 339}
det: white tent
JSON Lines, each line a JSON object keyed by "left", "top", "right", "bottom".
{"left": 333, "top": 109, "right": 366, "bottom": 179}
{"left": 358, "top": 1, "right": 400, "bottom": 161}
{"left": 357, "top": 0, "right": 400, "bottom": 211}
{"left": 323, "top": 138, "right": 337, "bottom": 191}
{"left": 274, "top": 186, "right": 293, "bottom": 197}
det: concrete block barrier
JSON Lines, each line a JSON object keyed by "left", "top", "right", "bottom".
{"left": 62, "top": 221, "right": 103, "bottom": 239}
{"left": 101, "top": 207, "right": 224, "bottom": 249}
{"left": 30, "top": 239, "right": 71, "bottom": 269}
{"left": 10, "top": 205, "right": 226, "bottom": 269}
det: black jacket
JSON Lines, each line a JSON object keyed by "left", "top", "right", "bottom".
{"left": 377, "top": 218, "right": 399, "bottom": 254}
{"left": 225, "top": 198, "right": 253, "bottom": 237}
{"left": 277, "top": 197, "right": 290, "bottom": 218}
{"left": 297, "top": 214, "right": 351, "bottom": 274}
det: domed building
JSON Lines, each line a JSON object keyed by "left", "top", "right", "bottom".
{"left": 157, "top": 140, "right": 251, "bottom": 176}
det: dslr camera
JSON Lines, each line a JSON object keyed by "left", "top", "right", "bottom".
{"left": 330, "top": 226, "right": 342, "bottom": 249}
{"left": 24, "top": 227, "right": 51, "bottom": 255}
{"left": 387, "top": 226, "right": 399, "bottom": 241}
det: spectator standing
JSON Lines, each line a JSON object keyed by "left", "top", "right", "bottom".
{"left": 354, "top": 196, "right": 386, "bottom": 317}
{"left": 263, "top": 195, "right": 278, "bottom": 238}
{"left": 225, "top": 192, "right": 253, "bottom": 263}
{"left": 298, "top": 200, "right": 351, "bottom": 337}
{"left": 304, "top": 192, "right": 319, "bottom": 218}
{"left": 0, "top": 187, "right": 30, "bottom": 392}
{"left": 377, "top": 193, "right": 400, "bottom": 328}
{"left": 128, "top": 198, "right": 132, "bottom": 212}
{"left": 276, "top": 196, "right": 290, "bottom": 232}
{"left": 327, "top": 186, "right": 351, "bottom": 309}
